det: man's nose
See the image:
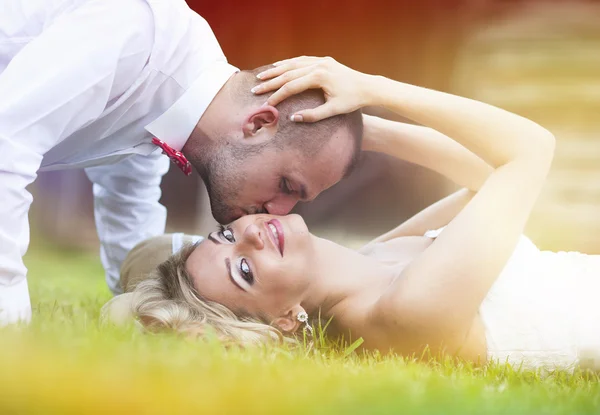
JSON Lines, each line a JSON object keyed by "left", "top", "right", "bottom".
{"left": 242, "top": 223, "right": 265, "bottom": 250}
{"left": 264, "top": 196, "right": 298, "bottom": 216}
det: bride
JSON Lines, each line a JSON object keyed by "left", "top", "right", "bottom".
{"left": 105, "top": 57, "right": 600, "bottom": 371}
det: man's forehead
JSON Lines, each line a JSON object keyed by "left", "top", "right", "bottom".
{"left": 297, "top": 137, "right": 352, "bottom": 186}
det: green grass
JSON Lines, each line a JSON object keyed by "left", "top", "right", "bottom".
{"left": 0, "top": 241, "right": 598, "bottom": 414}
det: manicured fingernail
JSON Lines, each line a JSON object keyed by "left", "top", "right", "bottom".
{"left": 256, "top": 72, "right": 264, "bottom": 79}
{"left": 273, "top": 61, "right": 283, "bottom": 66}
{"left": 261, "top": 101, "right": 269, "bottom": 107}
{"left": 290, "top": 114, "right": 303, "bottom": 122}
{"left": 251, "top": 86, "right": 259, "bottom": 94}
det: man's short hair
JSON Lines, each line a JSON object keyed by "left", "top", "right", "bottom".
{"left": 235, "top": 65, "right": 364, "bottom": 177}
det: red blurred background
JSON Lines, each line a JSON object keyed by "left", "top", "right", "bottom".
{"left": 32, "top": 0, "right": 600, "bottom": 252}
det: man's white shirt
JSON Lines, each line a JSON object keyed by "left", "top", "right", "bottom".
{"left": 0, "top": 0, "right": 238, "bottom": 324}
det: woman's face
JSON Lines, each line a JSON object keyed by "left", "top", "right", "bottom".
{"left": 186, "top": 214, "right": 314, "bottom": 322}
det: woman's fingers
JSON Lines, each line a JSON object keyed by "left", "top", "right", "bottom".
{"left": 248, "top": 56, "right": 366, "bottom": 124}
{"left": 257, "top": 57, "right": 322, "bottom": 80}
{"left": 272, "top": 57, "right": 297, "bottom": 67}
{"left": 251, "top": 56, "right": 354, "bottom": 121}
{"left": 256, "top": 63, "right": 294, "bottom": 81}
{"left": 272, "top": 56, "right": 322, "bottom": 67}
{"left": 290, "top": 102, "right": 338, "bottom": 123}
{"left": 258, "top": 56, "right": 331, "bottom": 80}
{"left": 265, "top": 75, "right": 320, "bottom": 107}
{"left": 252, "top": 66, "right": 315, "bottom": 95}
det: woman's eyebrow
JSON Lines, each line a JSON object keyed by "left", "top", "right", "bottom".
{"left": 208, "top": 233, "right": 220, "bottom": 245}
{"left": 208, "top": 232, "right": 246, "bottom": 292}
{"left": 225, "top": 258, "right": 246, "bottom": 292}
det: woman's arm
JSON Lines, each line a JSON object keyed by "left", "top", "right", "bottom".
{"left": 358, "top": 114, "right": 490, "bottom": 249}
{"left": 364, "top": 72, "right": 553, "bottom": 354}
{"left": 362, "top": 115, "right": 493, "bottom": 192}
{"left": 254, "top": 57, "right": 555, "bottom": 354}
{"left": 358, "top": 188, "right": 474, "bottom": 254}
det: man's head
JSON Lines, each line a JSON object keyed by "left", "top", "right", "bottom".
{"left": 183, "top": 65, "right": 363, "bottom": 224}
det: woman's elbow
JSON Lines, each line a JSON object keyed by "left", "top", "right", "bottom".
{"left": 533, "top": 128, "right": 556, "bottom": 170}
{"left": 519, "top": 126, "right": 555, "bottom": 174}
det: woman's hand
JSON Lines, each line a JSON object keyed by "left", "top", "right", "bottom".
{"left": 252, "top": 56, "right": 374, "bottom": 122}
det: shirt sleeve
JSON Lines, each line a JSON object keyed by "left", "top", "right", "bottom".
{"left": 0, "top": 0, "right": 154, "bottom": 324}
{"left": 86, "top": 152, "right": 170, "bottom": 295}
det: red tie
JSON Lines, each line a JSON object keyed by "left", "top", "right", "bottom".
{"left": 152, "top": 137, "right": 192, "bottom": 176}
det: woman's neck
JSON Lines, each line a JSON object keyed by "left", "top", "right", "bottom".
{"left": 301, "top": 236, "right": 398, "bottom": 318}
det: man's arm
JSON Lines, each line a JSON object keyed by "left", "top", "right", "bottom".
{"left": 85, "top": 153, "right": 170, "bottom": 295}
{"left": 0, "top": 0, "right": 154, "bottom": 324}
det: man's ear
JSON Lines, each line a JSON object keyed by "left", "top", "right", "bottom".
{"left": 272, "top": 304, "right": 305, "bottom": 334}
{"left": 242, "top": 105, "right": 280, "bottom": 139}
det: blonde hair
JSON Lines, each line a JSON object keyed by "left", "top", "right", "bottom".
{"left": 102, "top": 234, "right": 290, "bottom": 346}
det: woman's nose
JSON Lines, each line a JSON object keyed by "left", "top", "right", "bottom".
{"left": 242, "top": 223, "right": 264, "bottom": 250}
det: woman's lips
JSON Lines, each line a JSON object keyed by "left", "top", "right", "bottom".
{"left": 266, "top": 219, "right": 284, "bottom": 256}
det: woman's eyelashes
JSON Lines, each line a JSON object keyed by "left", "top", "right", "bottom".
{"left": 218, "top": 225, "right": 255, "bottom": 286}
{"left": 240, "top": 259, "right": 254, "bottom": 285}
{"left": 219, "top": 224, "right": 235, "bottom": 243}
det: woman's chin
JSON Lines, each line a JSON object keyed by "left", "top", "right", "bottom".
{"left": 286, "top": 213, "right": 309, "bottom": 234}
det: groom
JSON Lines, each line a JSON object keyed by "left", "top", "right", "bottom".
{"left": 0, "top": 0, "right": 363, "bottom": 324}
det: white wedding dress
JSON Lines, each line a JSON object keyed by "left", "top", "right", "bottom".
{"left": 424, "top": 228, "right": 600, "bottom": 371}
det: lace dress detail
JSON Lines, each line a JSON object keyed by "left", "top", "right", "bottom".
{"left": 425, "top": 227, "right": 600, "bottom": 371}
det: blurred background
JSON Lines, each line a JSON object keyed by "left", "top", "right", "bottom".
{"left": 30, "top": 0, "right": 600, "bottom": 253}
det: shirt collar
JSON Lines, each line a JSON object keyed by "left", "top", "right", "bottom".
{"left": 145, "top": 61, "right": 239, "bottom": 151}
